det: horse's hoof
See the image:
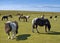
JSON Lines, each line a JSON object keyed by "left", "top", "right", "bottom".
{"left": 8, "top": 37, "right": 10, "bottom": 39}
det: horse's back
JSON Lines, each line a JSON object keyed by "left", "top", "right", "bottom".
{"left": 10, "top": 23, "right": 16, "bottom": 32}
{"left": 32, "top": 18, "right": 38, "bottom": 24}
{"left": 5, "top": 21, "right": 18, "bottom": 32}
{"left": 32, "top": 18, "right": 50, "bottom": 26}
{"left": 32, "top": 18, "right": 44, "bottom": 23}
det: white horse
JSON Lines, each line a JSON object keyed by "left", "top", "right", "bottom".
{"left": 5, "top": 21, "right": 18, "bottom": 39}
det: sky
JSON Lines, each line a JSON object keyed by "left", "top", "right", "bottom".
{"left": 0, "top": 0, "right": 60, "bottom": 12}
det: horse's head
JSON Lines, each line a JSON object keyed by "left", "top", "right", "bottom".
{"left": 50, "top": 16, "right": 52, "bottom": 19}
{"left": 45, "top": 19, "right": 51, "bottom": 31}
{"left": 8, "top": 15, "right": 12, "bottom": 18}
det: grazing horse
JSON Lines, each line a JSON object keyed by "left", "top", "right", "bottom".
{"left": 1, "top": 15, "right": 12, "bottom": 21}
{"left": 54, "top": 16, "right": 57, "bottom": 20}
{"left": 19, "top": 15, "right": 30, "bottom": 22}
{"left": 8, "top": 15, "right": 13, "bottom": 18}
{"left": 5, "top": 21, "right": 18, "bottom": 39}
{"left": 50, "top": 16, "right": 52, "bottom": 19}
{"left": 17, "top": 13, "right": 23, "bottom": 16}
{"left": 32, "top": 18, "right": 51, "bottom": 33}
{"left": 55, "top": 16, "right": 57, "bottom": 18}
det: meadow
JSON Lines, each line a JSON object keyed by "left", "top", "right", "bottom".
{"left": 0, "top": 10, "right": 60, "bottom": 43}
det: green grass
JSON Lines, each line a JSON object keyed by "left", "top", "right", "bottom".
{"left": 0, "top": 10, "right": 60, "bottom": 43}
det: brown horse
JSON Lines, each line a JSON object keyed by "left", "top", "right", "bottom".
{"left": 19, "top": 15, "right": 30, "bottom": 22}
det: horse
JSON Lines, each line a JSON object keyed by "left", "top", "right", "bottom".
{"left": 1, "top": 15, "right": 12, "bottom": 21}
{"left": 55, "top": 16, "right": 57, "bottom": 18}
{"left": 8, "top": 15, "right": 13, "bottom": 18}
{"left": 5, "top": 21, "right": 18, "bottom": 39}
{"left": 54, "top": 16, "right": 57, "bottom": 21}
{"left": 17, "top": 13, "right": 23, "bottom": 16}
{"left": 32, "top": 18, "right": 51, "bottom": 33}
{"left": 19, "top": 15, "right": 30, "bottom": 22}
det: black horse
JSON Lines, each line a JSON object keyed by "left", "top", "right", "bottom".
{"left": 50, "top": 16, "right": 53, "bottom": 19}
{"left": 1, "top": 15, "right": 12, "bottom": 21}
{"left": 55, "top": 16, "right": 57, "bottom": 18}
{"left": 32, "top": 18, "right": 51, "bottom": 33}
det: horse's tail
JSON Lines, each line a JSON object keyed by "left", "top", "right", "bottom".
{"left": 48, "top": 23, "right": 51, "bottom": 31}
{"left": 13, "top": 21, "right": 18, "bottom": 34}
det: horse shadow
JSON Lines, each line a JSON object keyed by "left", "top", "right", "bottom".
{"left": 16, "top": 34, "right": 31, "bottom": 41}
{"left": 39, "top": 31, "right": 60, "bottom": 35}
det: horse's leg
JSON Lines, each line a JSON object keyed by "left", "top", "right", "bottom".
{"left": 48, "top": 28, "right": 50, "bottom": 32}
{"left": 45, "top": 25, "right": 47, "bottom": 32}
{"left": 11, "top": 32, "right": 16, "bottom": 39}
{"left": 19, "top": 17, "right": 20, "bottom": 21}
{"left": 13, "top": 32, "right": 16, "bottom": 39}
{"left": 36, "top": 25, "right": 39, "bottom": 33}
{"left": 7, "top": 18, "right": 8, "bottom": 20}
{"left": 7, "top": 32, "right": 10, "bottom": 39}
{"left": 32, "top": 24, "right": 35, "bottom": 33}
{"left": 48, "top": 27, "right": 50, "bottom": 32}
{"left": 26, "top": 18, "right": 27, "bottom": 22}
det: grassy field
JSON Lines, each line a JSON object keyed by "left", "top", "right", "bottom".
{"left": 0, "top": 10, "right": 60, "bottom": 43}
